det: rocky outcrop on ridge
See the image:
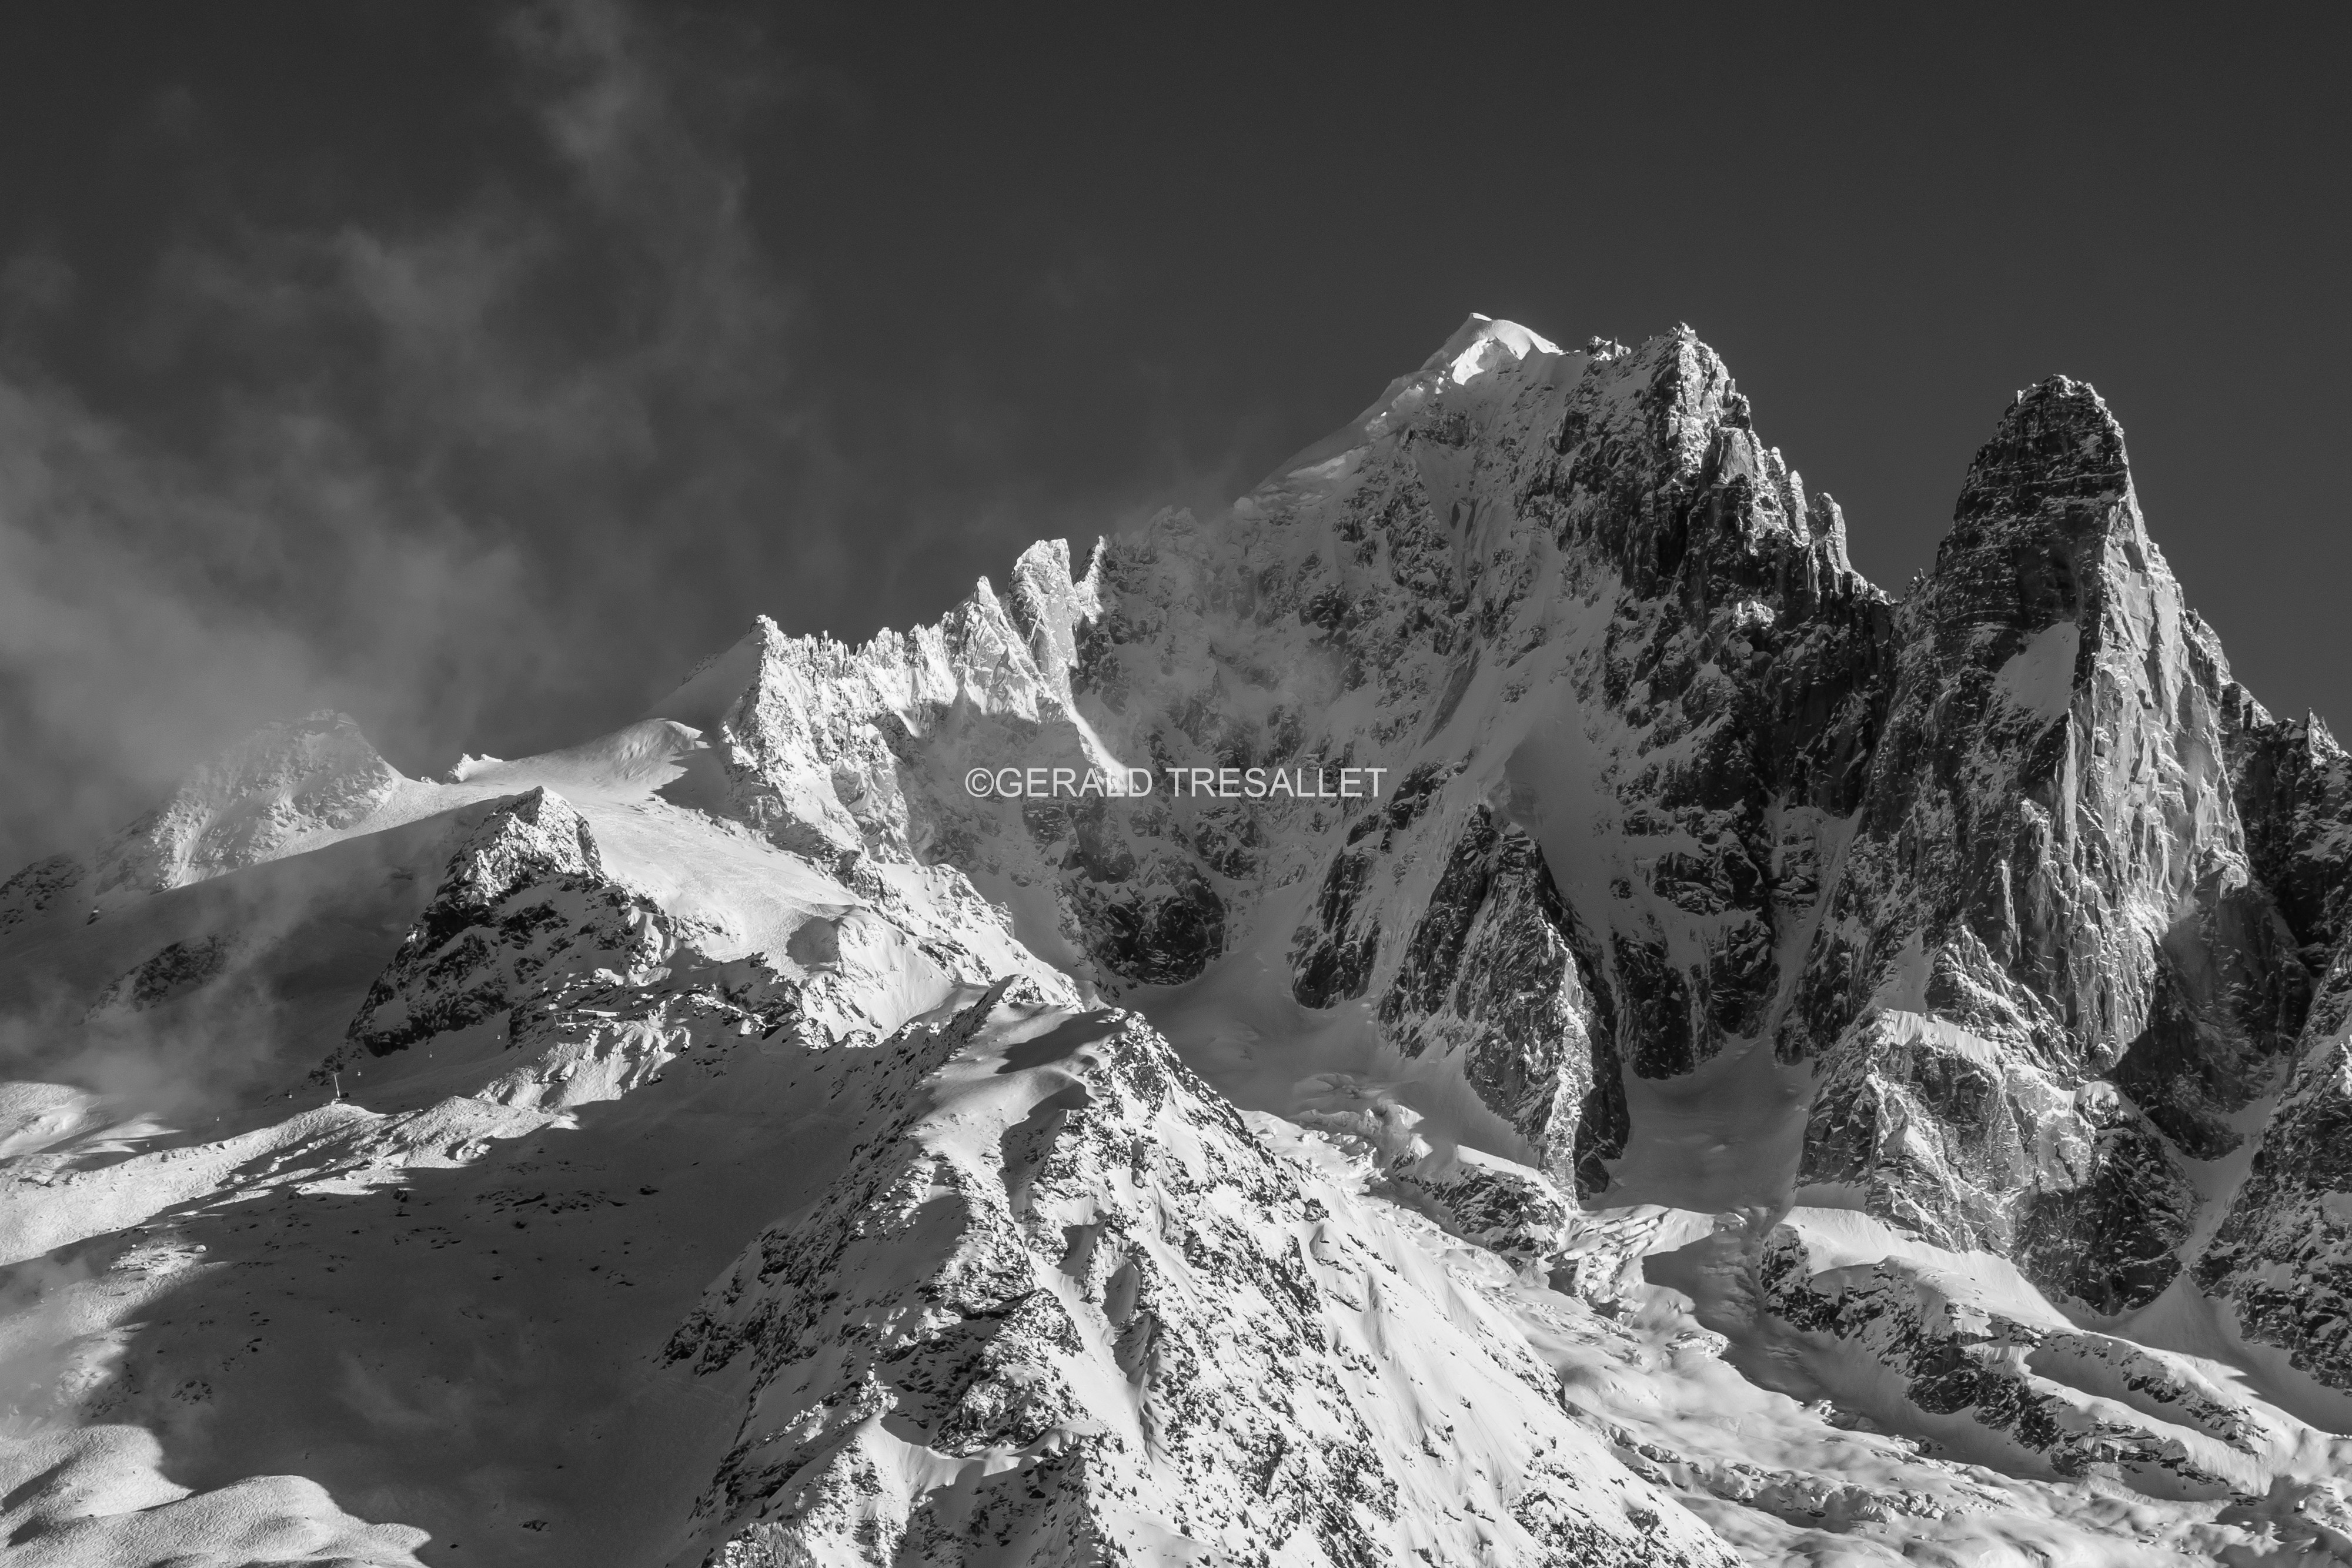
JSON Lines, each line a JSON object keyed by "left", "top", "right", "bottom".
{"left": 338, "top": 787, "right": 673, "bottom": 1062}
{"left": 1753, "top": 1224, "right": 2264, "bottom": 1497}
{"left": 0, "top": 852, "right": 88, "bottom": 937}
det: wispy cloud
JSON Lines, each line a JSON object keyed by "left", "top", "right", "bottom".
{"left": 0, "top": 0, "right": 815, "bottom": 871}
{"left": 0, "top": 0, "right": 1302, "bottom": 878}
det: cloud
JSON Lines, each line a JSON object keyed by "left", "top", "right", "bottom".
{"left": 0, "top": 0, "right": 813, "bottom": 872}
{"left": 0, "top": 0, "right": 1307, "bottom": 883}
{"left": 0, "top": 1245, "right": 113, "bottom": 1432}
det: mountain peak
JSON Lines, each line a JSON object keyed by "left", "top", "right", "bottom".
{"left": 1945, "top": 371, "right": 2140, "bottom": 574}
{"left": 1269, "top": 313, "right": 1575, "bottom": 478}
{"left": 86, "top": 708, "right": 404, "bottom": 907}
{"left": 1972, "top": 373, "right": 2129, "bottom": 488}
{"left": 1422, "top": 312, "right": 1565, "bottom": 385}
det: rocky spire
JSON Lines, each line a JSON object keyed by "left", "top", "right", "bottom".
{"left": 1791, "top": 374, "right": 2300, "bottom": 1311}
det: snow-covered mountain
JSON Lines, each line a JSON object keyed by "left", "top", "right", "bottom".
{"left": 7, "top": 316, "right": 2352, "bottom": 1566}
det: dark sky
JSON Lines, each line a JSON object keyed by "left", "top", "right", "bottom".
{"left": 0, "top": 2, "right": 2345, "bottom": 867}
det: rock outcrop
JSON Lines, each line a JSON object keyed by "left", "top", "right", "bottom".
{"left": 339, "top": 787, "right": 672, "bottom": 1061}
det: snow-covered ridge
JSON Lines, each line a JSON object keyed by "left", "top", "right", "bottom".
{"left": 669, "top": 985, "right": 1734, "bottom": 1567}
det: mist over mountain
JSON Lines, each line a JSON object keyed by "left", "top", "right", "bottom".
{"left": 8, "top": 314, "right": 2352, "bottom": 1565}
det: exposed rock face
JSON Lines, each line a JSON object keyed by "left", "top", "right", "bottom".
{"left": 85, "top": 934, "right": 245, "bottom": 1018}
{"left": 2208, "top": 708, "right": 2352, "bottom": 1366}
{"left": 1790, "top": 380, "right": 2307, "bottom": 1312}
{"left": 2225, "top": 701, "right": 2352, "bottom": 965}
{"left": 2196, "top": 1001, "right": 2352, "bottom": 1385}
{"left": 629, "top": 329, "right": 2352, "bottom": 1336}
{"left": 0, "top": 853, "right": 87, "bottom": 937}
{"left": 669, "top": 322, "right": 1892, "bottom": 1188}
{"left": 1077, "top": 326, "right": 1888, "bottom": 1117}
{"left": 1502, "top": 333, "right": 1888, "bottom": 1081}
{"left": 340, "top": 787, "right": 673, "bottom": 1061}
{"left": 1722, "top": 1213, "right": 2276, "bottom": 1498}
{"left": 657, "top": 540, "right": 1188, "bottom": 995}
{"left": 669, "top": 987, "right": 1735, "bottom": 1568}
{"left": 1374, "top": 804, "right": 1622, "bottom": 1194}
{"left": 88, "top": 711, "right": 403, "bottom": 908}
{"left": 2196, "top": 917, "right": 2352, "bottom": 1382}
{"left": 319, "top": 775, "right": 1083, "bottom": 1112}
{"left": 1293, "top": 1093, "right": 1578, "bottom": 1267}
{"left": 1037, "top": 349, "right": 2352, "bottom": 1342}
